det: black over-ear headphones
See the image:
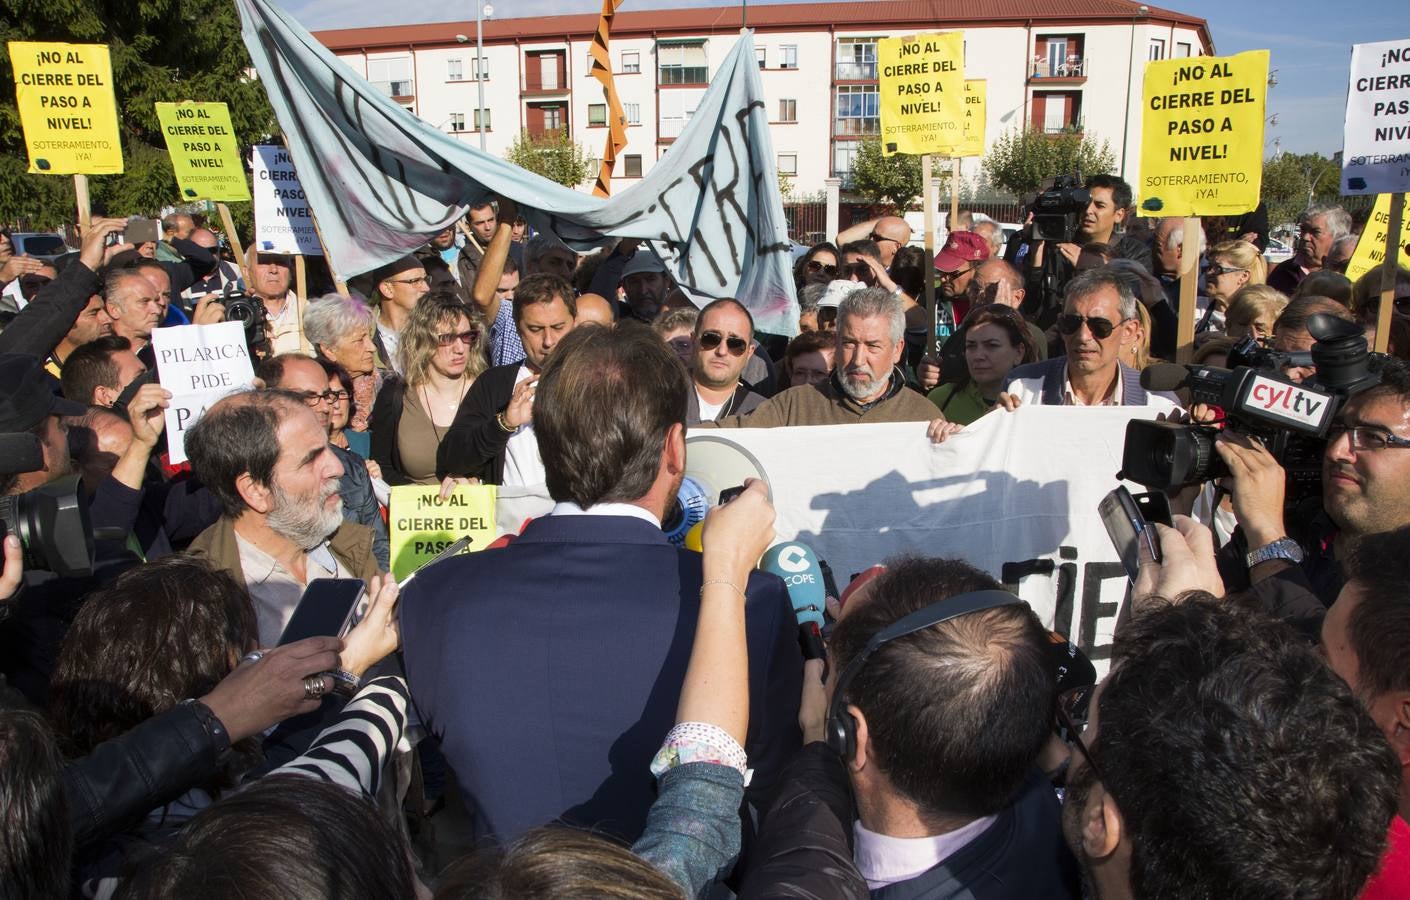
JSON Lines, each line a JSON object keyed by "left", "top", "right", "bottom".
{"left": 825, "top": 590, "right": 1025, "bottom": 759}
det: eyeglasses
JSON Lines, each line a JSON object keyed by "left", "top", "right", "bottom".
{"left": 435, "top": 329, "right": 481, "bottom": 348}
{"left": 1203, "top": 264, "right": 1247, "bottom": 278}
{"left": 698, "top": 330, "right": 749, "bottom": 356}
{"left": 1056, "top": 694, "right": 1104, "bottom": 784}
{"left": 1327, "top": 423, "right": 1410, "bottom": 451}
{"left": 390, "top": 275, "right": 431, "bottom": 287}
{"left": 298, "top": 389, "right": 350, "bottom": 407}
{"left": 1057, "top": 313, "right": 1129, "bottom": 339}
{"left": 937, "top": 265, "right": 976, "bottom": 282}
{"left": 806, "top": 260, "right": 839, "bottom": 278}
{"left": 868, "top": 231, "right": 900, "bottom": 245}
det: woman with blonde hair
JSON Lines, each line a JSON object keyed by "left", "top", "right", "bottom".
{"left": 1223, "top": 284, "right": 1288, "bottom": 343}
{"left": 1201, "top": 240, "right": 1267, "bottom": 333}
{"left": 370, "top": 292, "right": 487, "bottom": 485}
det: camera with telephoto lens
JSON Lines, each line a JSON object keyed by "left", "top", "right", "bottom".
{"left": 1030, "top": 174, "right": 1091, "bottom": 244}
{"left": 0, "top": 432, "right": 94, "bottom": 578}
{"left": 1121, "top": 314, "right": 1383, "bottom": 503}
{"left": 217, "top": 283, "right": 270, "bottom": 352}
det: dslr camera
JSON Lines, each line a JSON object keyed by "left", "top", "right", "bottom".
{"left": 216, "top": 283, "right": 271, "bottom": 354}
{"left": 1122, "top": 314, "right": 1382, "bottom": 504}
{"left": 1030, "top": 174, "right": 1091, "bottom": 244}
{"left": 0, "top": 433, "right": 94, "bottom": 578}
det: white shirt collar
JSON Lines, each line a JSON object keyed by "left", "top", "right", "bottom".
{"left": 1063, "top": 365, "right": 1123, "bottom": 407}
{"left": 549, "top": 501, "right": 662, "bottom": 528}
{"left": 853, "top": 814, "right": 998, "bottom": 890}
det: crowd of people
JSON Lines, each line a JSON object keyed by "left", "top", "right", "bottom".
{"left": 2, "top": 172, "right": 1410, "bottom": 900}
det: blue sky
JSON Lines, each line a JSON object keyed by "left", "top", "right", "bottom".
{"left": 284, "top": 0, "right": 1406, "bottom": 159}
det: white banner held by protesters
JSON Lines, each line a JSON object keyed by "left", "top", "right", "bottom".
{"left": 1342, "top": 39, "right": 1410, "bottom": 195}
{"left": 152, "top": 321, "right": 255, "bottom": 464}
{"left": 232, "top": 0, "right": 797, "bottom": 334}
{"left": 251, "top": 144, "right": 322, "bottom": 256}
{"left": 699, "top": 408, "right": 1159, "bottom": 671}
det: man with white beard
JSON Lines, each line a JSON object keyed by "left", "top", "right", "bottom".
{"left": 185, "top": 389, "right": 384, "bottom": 647}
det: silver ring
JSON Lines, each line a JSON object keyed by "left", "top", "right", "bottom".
{"left": 302, "top": 674, "right": 328, "bottom": 700}
{"left": 242, "top": 650, "right": 266, "bottom": 665}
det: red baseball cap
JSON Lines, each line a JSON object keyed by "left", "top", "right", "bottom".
{"left": 933, "top": 230, "right": 991, "bottom": 272}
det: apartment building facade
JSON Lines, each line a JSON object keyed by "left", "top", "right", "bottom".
{"left": 314, "top": 0, "right": 1212, "bottom": 199}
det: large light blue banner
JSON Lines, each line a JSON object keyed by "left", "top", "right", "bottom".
{"left": 236, "top": 0, "right": 799, "bottom": 333}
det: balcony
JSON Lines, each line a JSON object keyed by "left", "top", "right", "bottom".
{"left": 659, "top": 66, "right": 708, "bottom": 86}
{"left": 833, "top": 118, "right": 879, "bottom": 137}
{"left": 371, "top": 79, "right": 414, "bottom": 100}
{"left": 1028, "top": 56, "right": 1087, "bottom": 83}
{"left": 835, "top": 61, "right": 877, "bottom": 81}
{"left": 1038, "top": 119, "right": 1086, "bottom": 136}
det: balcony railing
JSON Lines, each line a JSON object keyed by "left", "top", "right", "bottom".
{"left": 835, "top": 61, "right": 877, "bottom": 81}
{"left": 660, "top": 66, "right": 708, "bottom": 85}
{"left": 1029, "top": 56, "right": 1087, "bottom": 80}
{"left": 370, "top": 79, "right": 414, "bottom": 98}
{"left": 834, "top": 117, "right": 879, "bottom": 137}
{"left": 1038, "top": 118, "right": 1086, "bottom": 135}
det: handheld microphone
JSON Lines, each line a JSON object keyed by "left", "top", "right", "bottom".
{"left": 759, "top": 541, "right": 828, "bottom": 660}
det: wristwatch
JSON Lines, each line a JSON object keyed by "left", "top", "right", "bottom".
{"left": 1245, "top": 537, "right": 1304, "bottom": 570}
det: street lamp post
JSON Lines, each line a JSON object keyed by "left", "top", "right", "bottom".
{"left": 475, "top": 3, "right": 492, "bottom": 151}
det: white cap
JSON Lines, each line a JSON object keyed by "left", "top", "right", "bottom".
{"left": 817, "top": 279, "right": 865, "bottom": 309}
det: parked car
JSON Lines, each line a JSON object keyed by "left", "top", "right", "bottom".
{"left": 1264, "top": 237, "right": 1293, "bottom": 267}
{"left": 8, "top": 232, "right": 70, "bottom": 262}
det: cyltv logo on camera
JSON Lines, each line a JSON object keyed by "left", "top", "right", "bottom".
{"left": 1241, "top": 375, "right": 1335, "bottom": 432}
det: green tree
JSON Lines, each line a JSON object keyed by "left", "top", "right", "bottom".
{"left": 981, "top": 127, "right": 1116, "bottom": 199}
{"left": 0, "top": 0, "right": 275, "bottom": 231}
{"left": 1260, "top": 152, "right": 1340, "bottom": 228}
{"left": 848, "top": 135, "right": 924, "bottom": 212}
{"left": 505, "top": 129, "right": 592, "bottom": 189}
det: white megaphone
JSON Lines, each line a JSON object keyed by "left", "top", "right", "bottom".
{"left": 662, "top": 434, "right": 773, "bottom": 546}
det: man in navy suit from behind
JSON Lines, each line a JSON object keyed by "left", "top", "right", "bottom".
{"left": 401, "top": 322, "right": 802, "bottom": 844}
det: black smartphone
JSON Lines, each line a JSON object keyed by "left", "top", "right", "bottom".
{"left": 718, "top": 485, "right": 745, "bottom": 505}
{"left": 1099, "top": 487, "right": 1161, "bottom": 582}
{"left": 278, "top": 578, "right": 365, "bottom": 645}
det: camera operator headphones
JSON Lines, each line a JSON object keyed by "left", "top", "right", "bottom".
{"left": 825, "top": 590, "right": 1025, "bottom": 760}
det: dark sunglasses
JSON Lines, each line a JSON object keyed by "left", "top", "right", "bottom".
{"left": 846, "top": 262, "right": 876, "bottom": 285}
{"left": 698, "top": 330, "right": 749, "bottom": 356}
{"left": 1203, "top": 264, "right": 1246, "bottom": 278}
{"left": 435, "top": 329, "right": 481, "bottom": 347}
{"left": 868, "top": 231, "right": 900, "bottom": 245}
{"left": 806, "top": 260, "right": 839, "bottom": 277}
{"left": 1057, "top": 313, "right": 1126, "bottom": 339}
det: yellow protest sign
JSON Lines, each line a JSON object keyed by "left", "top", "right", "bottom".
{"left": 8, "top": 42, "right": 122, "bottom": 175}
{"left": 877, "top": 32, "right": 965, "bottom": 157}
{"left": 155, "top": 102, "right": 250, "bottom": 202}
{"left": 1137, "top": 49, "right": 1268, "bottom": 217}
{"left": 953, "top": 80, "right": 986, "bottom": 158}
{"left": 388, "top": 483, "right": 497, "bottom": 581}
{"left": 1347, "top": 194, "right": 1410, "bottom": 285}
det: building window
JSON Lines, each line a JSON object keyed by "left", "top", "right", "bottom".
{"left": 659, "top": 89, "right": 704, "bottom": 139}
{"left": 836, "top": 38, "right": 877, "bottom": 81}
{"left": 835, "top": 84, "right": 879, "bottom": 135}
{"left": 367, "top": 56, "right": 413, "bottom": 98}
{"left": 449, "top": 112, "right": 465, "bottom": 131}
{"left": 756, "top": 47, "right": 767, "bottom": 69}
{"left": 1148, "top": 38, "right": 1166, "bottom": 61}
{"left": 659, "top": 40, "right": 707, "bottom": 85}
{"left": 781, "top": 45, "right": 798, "bottom": 69}
{"left": 1175, "top": 41, "right": 1192, "bottom": 58}
{"left": 473, "top": 108, "right": 491, "bottom": 131}
{"left": 834, "top": 142, "right": 861, "bottom": 178}
{"left": 472, "top": 56, "right": 489, "bottom": 80}
{"left": 622, "top": 50, "right": 640, "bottom": 73}
{"left": 588, "top": 103, "right": 607, "bottom": 126}
{"left": 1033, "top": 35, "right": 1085, "bottom": 78}
{"left": 778, "top": 98, "right": 797, "bottom": 122}
{"left": 1032, "top": 92, "right": 1081, "bottom": 134}
{"left": 624, "top": 102, "right": 641, "bottom": 125}
{"left": 543, "top": 104, "right": 563, "bottom": 130}
{"left": 623, "top": 154, "right": 643, "bottom": 177}
{"left": 777, "top": 153, "right": 797, "bottom": 176}
{"left": 448, "top": 59, "right": 463, "bottom": 81}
